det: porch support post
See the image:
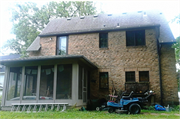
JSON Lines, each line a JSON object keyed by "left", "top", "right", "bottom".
{"left": 53, "top": 65, "right": 57, "bottom": 102}
{"left": 20, "top": 66, "right": 25, "bottom": 102}
{"left": 36, "top": 65, "right": 41, "bottom": 102}
{"left": 72, "top": 63, "right": 79, "bottom": 105}
{"left": 1, "top": 67, "right": 9, "bottom": 106}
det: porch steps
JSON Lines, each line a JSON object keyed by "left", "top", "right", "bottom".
{"left": 11, "top": 103, "right": 68, "bottom": 112}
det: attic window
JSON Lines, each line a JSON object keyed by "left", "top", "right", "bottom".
{"left": 80, "top": 16, "right": 85, "bottom": 19}
{"left": 94, "top": 15, "right": 98, "bottom": 18}
{"left": 67, "top": 18, "right": 71, "bottom": 20}
{"left": 117, "top": 23, "right": 120, "bottom": 27}
{"left": 138, "top": 11, "right": 143, "bottom": 13}
{"left": 143, "top": 12, "right": 147, "bottom": 16}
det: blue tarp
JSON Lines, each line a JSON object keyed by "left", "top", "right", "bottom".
{"left": 155, "top": 104, "right": 166, "bottom": 111}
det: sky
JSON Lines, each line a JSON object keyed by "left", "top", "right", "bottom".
{"left": 0, "top": 0, "right": 180, "bottom": 55}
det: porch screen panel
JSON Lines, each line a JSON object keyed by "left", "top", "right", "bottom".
{"left": 23, "top": 66, "right": 37, "bottom": 100}
{"left": 78, "top": 66, "right": 82, "bottom": 99}
{"left": 39, "top": 65, "right": 54, "bottom": 100}
{"left": 56, "top": 64, "right": 72, "bottom": 99}
{"left": 7, "top": 67, "right": 22, "bottom": 100}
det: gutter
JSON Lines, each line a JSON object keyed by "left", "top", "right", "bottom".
{"left": 39, "top": 24, "right": 160, "bottom": 37}
{"left": 156, "top": 27, "right": 163, "bottom": 106}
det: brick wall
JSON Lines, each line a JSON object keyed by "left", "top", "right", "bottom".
{"left": 29, "top": 36, "right": 57, "bottom": 56}
{"left": 29, "top": 29, "right": 178, "bottom": 104}
{"left": 68, "top": 29, "right": 163, "bottom": 102}
{"left": 161, "top": 44, "right": 179, "bottom": 105}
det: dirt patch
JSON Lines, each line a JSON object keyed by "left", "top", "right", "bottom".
{"left": 174, "top": 114, "right": 180, "bottom": 116}
{"left": 150, "top": 113, "right": 159, "bottom": 115}
{"left": 143, "top": 113, "right": 150, "bottom": 115}
{"left": 160, "top": 113, "right": 169, "bottom": 115}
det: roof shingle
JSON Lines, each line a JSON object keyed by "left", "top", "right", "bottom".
{"left": 27, "top": 10, "right": 175, "bottom": 51}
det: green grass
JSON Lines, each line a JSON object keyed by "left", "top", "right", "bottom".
{"left": 0, "top": 109, "right": 179, "bottom": 119}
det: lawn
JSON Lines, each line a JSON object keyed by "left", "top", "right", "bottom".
{"left": 0, "top": 109, "right": 180, "bottom": 119}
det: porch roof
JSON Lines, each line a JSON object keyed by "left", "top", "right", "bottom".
{"left": 0, "top": 55, "right": 97, "bottom": 69}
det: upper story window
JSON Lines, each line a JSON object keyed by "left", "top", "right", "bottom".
{"left": 139, "top": 71, "right": 149, "bottom": 82}
{"left": 126, "top": 71, "right": 135, "bottom": 82}
{"left": 99, "top": 33, "right": 108, "bottom": 48}
{"left": 99, "top": 72, "right": 109, "bottom": 89}
{"left": 126, "top": 30, "right": 145, "bottom": 46}
{"left": 57, "top": 36, "right": 68, "bottom": 55}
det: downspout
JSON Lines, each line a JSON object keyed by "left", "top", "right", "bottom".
{"left": 156, "top": 27, "right": 163, "bottom": 106}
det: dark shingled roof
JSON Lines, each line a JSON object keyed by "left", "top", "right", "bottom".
{"left": 0, "top": 55, "right": 97, "bottom": 69}
{"left": 27, "top": 10, "right": 175, "bottom": 51}
{"left": 26, "top": 36, "right": 40, "bottom": 51}
{"left": 0, "top": 54, "right": 20, "bottom": 72}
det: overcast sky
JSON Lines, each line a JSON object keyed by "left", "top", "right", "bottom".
{"left": 0, "top": 0, "right": 180, "bottom": 55}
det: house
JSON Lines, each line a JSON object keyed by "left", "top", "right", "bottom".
{"left": 0, "top": 10, "right": 178, "bottom": 110}
{"left": 0, "top": 54, "right": 20, "bottom": 96}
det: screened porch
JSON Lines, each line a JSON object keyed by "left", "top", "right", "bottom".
{"left": 0, "top": 55, "right": 97, "bottom": 109}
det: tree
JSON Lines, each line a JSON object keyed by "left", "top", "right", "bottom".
{"left": 171, "top": 14, "right": 180, "bottom": 24}
{"left": 3, "top": 1, "right": 98, "bottom": 57}
{"left": 172, "top": 36, "right": 180, "bottom": 64}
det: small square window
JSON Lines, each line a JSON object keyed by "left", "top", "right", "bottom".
{"left": 126, "top": 30, "right": 145, "bottom": 46}
{"left": 126, "top": 71, "right": 135, "bottom": 82}
{"left": 139, "top": 71, "right": 149, "bottom": 82}
{"left": 99, "top": 72, "right": 108, "bottom": 89}
{"left": 99, "top": 33, "right": 108, "bottom": 48}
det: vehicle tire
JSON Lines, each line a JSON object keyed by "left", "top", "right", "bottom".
{"left": 128, "top": 103, "right": 141, "bottom": 114}
{"left": 96, "top": 107, "right": 100, "bottom": 111}
{"left": 108, "top": 107, "right": 114, "bottom": 113}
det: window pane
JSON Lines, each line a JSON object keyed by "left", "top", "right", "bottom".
{"left": 7, "top": 67, "right": 22, "bottom": 100}
{"left": 99, "top": 33, "right": 108, "bottom": 48}
{"left": 56, "top": 64, "right": 72, "bottom": 99}
{"left": 126, "top": 72, "right": 135, "bottom": 82}
{"left": 39, "top": 65, "right": 54, "bottom": 100}
{"left": 139, "top": 71, "right": 149, "bottom": 82}
{"left": 99, "top": 72, "right": 108, "bottom": 89}
{"left": 136, "top": 30, "right": 145, "bottom": 46}
{"left": 23, "top": 66, "right": 37, "bottom": 100}
{"left": 57, "top": 36, "right": 67, "bottom": 55}
{"left": 126, "top": 31, "right": 135, "bottom": 46}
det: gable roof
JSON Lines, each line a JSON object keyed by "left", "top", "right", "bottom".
{"left": 26, "top": 36, "right": 40, "bottom": 51}
{"left": 27, "top": 10, "right": 175, "bottom": 51}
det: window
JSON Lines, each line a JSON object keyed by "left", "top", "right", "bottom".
{"left": 57, "top": 36, "right": 68, "bottom": 55}
{"left": 99, "top": 72, "right": 108, "bottom": 89}
{"left": 56, "top": 64, "right": 72, "bottom": 99}
{"left": 139, "top": 71, "right": 149, "bottom": 82}
{"left": 39, "top": 65, "right": 54, "bottom": 100}
{"left": 99, "top": 33, "right": 108, "bottom": 48}
{"left": 23, "top": 66, "right": 38, "bottom": 100}
{"left": 7, "top": 67, "right": 22, "bottom": 100}
{"left": 126, "top": 71, "right": 135, "bottom": 82}
{"left": 126, "top": 30, "right": 145, "bottom": 46}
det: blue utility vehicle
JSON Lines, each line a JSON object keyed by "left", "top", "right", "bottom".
{"left": 107, "top": 91, "right": 141, "bottom": 114}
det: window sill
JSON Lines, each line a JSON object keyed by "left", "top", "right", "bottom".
{"left": 125, "top": 82, "right": 149, "bottom": 84}
{"left": 99, "top": 88, "right": 109, "bottom": 90}
{"left": 99, "top": 48, "right": 109, "bottom": 50}
{"left": 126, "top": 45, "right": 147, "bottom": 48}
